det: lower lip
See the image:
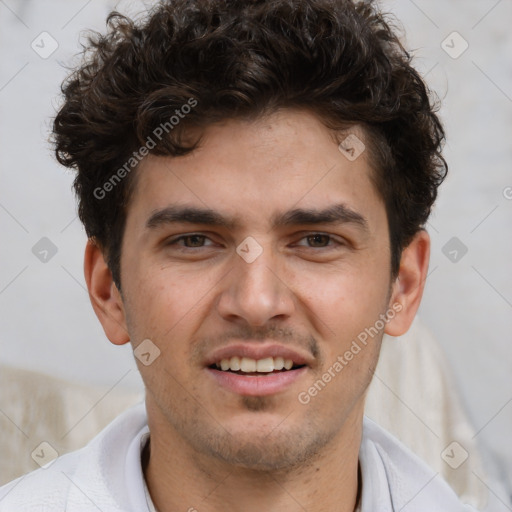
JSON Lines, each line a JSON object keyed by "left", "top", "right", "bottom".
{"left": 206, "top": 367, "right": 308, "bottom": 396}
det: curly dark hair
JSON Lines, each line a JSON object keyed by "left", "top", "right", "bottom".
{"left": 53, "top": 0, "right": 447, "bottom": 290}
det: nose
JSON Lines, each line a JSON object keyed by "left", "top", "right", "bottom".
{"left": 216, "top": 240, "right": 295, "bottom": 327}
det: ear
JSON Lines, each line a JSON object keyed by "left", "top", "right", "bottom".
{"left": 83, "top": 239, "right": 130, "bottom": 346}
{"left": 385, "top": 230, "right": 430, "bottom": 337}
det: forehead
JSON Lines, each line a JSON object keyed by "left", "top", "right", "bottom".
{"left": 126, "top": 109, "right": 386, "bottom": 233}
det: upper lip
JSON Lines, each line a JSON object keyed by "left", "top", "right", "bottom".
{"left": 204, "top": 342, "right": 314, "bottom": 368}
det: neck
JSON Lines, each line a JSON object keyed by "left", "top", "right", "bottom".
{"left": 143, "top": 407, "right": 363, "bottom": 512}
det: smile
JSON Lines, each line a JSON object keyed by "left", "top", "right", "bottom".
{"left": 204, "top": 343, "right": 313, "bottom": 396}
{"left": 212, "top": 356, "right": 304, "bottom": 374}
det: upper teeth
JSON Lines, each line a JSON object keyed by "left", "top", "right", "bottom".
{"left": 216, "top": 356, "right": 294, "bottom": 373}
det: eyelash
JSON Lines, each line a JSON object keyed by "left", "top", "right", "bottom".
{"left": 166, "top": 233, "right": 344, "bottom": 250}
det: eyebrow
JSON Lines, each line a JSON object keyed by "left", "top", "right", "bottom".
{"left": 146, "top": 203, "right": 369, "bottom": 232}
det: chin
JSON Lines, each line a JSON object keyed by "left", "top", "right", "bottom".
{"left": 196, "top": 418, "right": 336, "bottom": 473}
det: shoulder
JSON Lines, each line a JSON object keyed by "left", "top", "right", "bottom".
{"left": 0, "top": 450, "right": 81, "bottom": 512}
{"left": 0, "top": 402, "right": 148, "bottom": 512}
{"left": 360, "top": 416, "right": 480, "bottom": 512}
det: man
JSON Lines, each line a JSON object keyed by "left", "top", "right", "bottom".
{"left": 0, "top": 0, "right": 479, "bottom": 510}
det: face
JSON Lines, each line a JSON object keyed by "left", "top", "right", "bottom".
{"left": 115, "top": 109, "right": 397, "bottom": 470}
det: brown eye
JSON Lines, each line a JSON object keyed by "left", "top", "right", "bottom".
{"left": 166, "top": 234, "right": 214, "bottom": 249}
{"left": 181, "top": 235, "right": 207, "bottom": 247}
{"left": 306, "top": 234, "right": 331, "bottom": 247}
{"left": 293, "top": 233, "right": 346, "bottom": 251}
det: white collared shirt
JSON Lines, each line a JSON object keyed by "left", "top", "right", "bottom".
{"left": 0, "top": 402, "right": 485, "bottom": 511}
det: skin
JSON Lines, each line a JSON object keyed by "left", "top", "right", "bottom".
{"left": 85, "top": 108, "right": 430, "bottom": 512}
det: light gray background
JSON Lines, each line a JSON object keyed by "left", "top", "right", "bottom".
{"left": 1, "top": 0, "right": 511, "bottom": 500}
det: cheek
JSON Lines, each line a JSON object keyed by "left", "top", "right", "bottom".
{"left": 297, "top": 271, "right": 387, "bottom": 413}
{"left": 123, "top": 266, "right": 190, "bottom": 341}
{"left": 298, "top": 264, "right": 390, "bottom": 343}
{"left": 124, "top": 263, "right": 222, "bottom": 363}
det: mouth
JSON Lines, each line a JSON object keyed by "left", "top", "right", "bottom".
{"left": 205, "top": 347, "right": 311, "bottom": 397}
{"left": 209, "top": 356, "right": 306, "bottom": 375}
